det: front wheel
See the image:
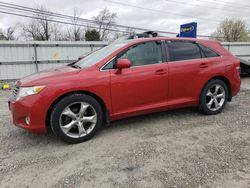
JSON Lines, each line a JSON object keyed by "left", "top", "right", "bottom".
{"left": 50, "top": 93, "right": 103, "bottom": 144}
{"left": 199, "top": 79, "right": 229, "bottom": 115}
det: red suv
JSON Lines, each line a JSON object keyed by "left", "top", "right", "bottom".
{"left": 9, "top": 34, "right": 241, "bottom": 143}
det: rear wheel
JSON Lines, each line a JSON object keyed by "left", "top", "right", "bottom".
{"left": 50, "top": 93, "right": 103, "bottom": 144}
{"left": 199, "top": 79, "right": 228, "bottom": 115}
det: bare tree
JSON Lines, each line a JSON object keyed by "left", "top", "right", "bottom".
{"left": 111, "top": 27, "right": 135, "bottom": 41}
{"left": 50, "top": 23, "right": 65, "bottom": 41}
{"left": 93, "top": 8, "right": 117, "bottom": 41}
{"left": 66, "top": 8, "right": 84, "bottom": 41}
{"left": 21, "top": 5, "right": 53, "bottom": 40}
{"left": 211, "top": 18, "right": 250, "bottom": 42}
{"left": 0, "top": 30, "right": 5, "bottom": 40}
{"left": 6, "top": 27, "right": 15, "bottom": 40}
{"left": 0, "top": 27, "right": 16, "bottom": 40}
{"left": 21, "top": 20, "right": 43, "bottom": 40}
{"left": 37, "top": 5, "right": 50, "bottom": 40}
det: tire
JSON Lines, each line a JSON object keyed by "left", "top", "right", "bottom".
{"left": 199, "top": 79, "right": 229, "bottom": 115}
{"left": 50, "top": 93, "right": 103, "bottom": 144}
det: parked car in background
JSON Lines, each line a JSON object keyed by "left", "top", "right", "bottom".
{"left": 9, "top": 32, "right": 241, "bottom": 143}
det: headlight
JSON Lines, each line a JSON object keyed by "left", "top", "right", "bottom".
{"left": 16, "top": 85, "right": 46, "bottom": 100}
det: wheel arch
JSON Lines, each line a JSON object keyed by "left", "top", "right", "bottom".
{"left": 201, "top": 75, "right": 232, "bottom": 101}
{"left": 45, "top": 90, "right": 109, "bottom": 130}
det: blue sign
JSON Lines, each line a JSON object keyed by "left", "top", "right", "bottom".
{"left": 180, "top": 22, "right": 197, "bottom": 38}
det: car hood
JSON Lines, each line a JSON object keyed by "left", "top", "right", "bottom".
{"left": 17, "top": 66, "right": 81, "bottom": 86}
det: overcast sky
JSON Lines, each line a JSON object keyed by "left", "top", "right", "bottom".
{"left": 0, "top": 0, "right": 249, "bottom": 37}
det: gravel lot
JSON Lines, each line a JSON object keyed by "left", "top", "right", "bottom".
{"left": 0, "top": 78, "right": 250, "bottom": 188}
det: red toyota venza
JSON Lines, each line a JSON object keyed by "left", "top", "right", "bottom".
{"left": 9, "top": 33, "right": 241, "bottom": 143}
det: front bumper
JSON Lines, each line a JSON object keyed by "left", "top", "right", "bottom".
{"left": 9, "top": 95, "right": 48, "bottom": 134}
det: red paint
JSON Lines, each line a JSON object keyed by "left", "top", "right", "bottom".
{"left": 9, "top": 37, "right": 241, "bottom": 134}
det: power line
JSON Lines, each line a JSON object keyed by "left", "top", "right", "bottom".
{"left": 192, "top": 0, "right": 250, "bottom": 11}
{"left": 0, "top": 2, "right": 114, "bottom": 27}
{"left": 0, "top": 1, "right": 179, "bottom": 35}
{"left": 203, "top": 0, "right": 250, "bottom": 10}
{"left": 0, "top": 10, "right": 131, "bottom": 33}
{"left": 0, "top": 1, "right": 223, "bottom": 39}
{"left": 104, "top": 0, "right": 220, "bottom": 23}
{"left": 165, "top": 0, "right": 250, "bottom": 15}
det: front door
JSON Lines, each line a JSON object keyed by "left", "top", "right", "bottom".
{"left": 110, "top": 41, "right": 168, "bottom": 115}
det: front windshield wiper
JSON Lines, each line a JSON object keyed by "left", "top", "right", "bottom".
{"left": 67, "top": 63, "right": 81, "bottom": 69}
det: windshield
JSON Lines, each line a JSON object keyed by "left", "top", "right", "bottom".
{"left": 73, "top": 40, "right": 130, "bottom": 68}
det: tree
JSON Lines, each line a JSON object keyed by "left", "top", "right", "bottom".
{"left": 21, "top": 5, "right": 54, "bottom": 40}
{"left": 211, "top": 18, "right": 250, "bottom": 42}
{"left": 93, "top": 8, "right": 117, "bottom": 41}
{"left": 21, "top": 20, "right": 43, "bottom": 40}
{"left": 0, "top": 30, "right": 6, "bottom": 40}
{"left": 37, "top": 6, "right": 50, "bottom": 40}
{"left": 50, "top": 23, "right": 65, "bottom": 41}
{"left": 85, "top": 29, "right": 100, "bottom": 41}
{"left": 66, "top": 8, "right": 84, "bottom": 41}
{"left": 111, "top": 27, "right": 135, "bottom": 41}
{"left": 0, "top": 27, "right": 16, "bottom": 40}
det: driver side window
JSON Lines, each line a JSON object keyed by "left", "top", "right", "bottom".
{"left": 103, "top": 41, "right": 163, "bottom": 70}
{"left": 118, "top": 41, "right": 163, "bottom": 67}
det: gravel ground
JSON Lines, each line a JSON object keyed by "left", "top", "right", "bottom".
{"left": 0, "top": 78, "right": 250, "bottom": 188}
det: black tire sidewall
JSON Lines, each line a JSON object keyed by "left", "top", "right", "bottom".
{"left": 199, "top": 79, "right": 229, "bottom": 115}
{"left": 50, "top": 93, "right": 103, "bottom": 144}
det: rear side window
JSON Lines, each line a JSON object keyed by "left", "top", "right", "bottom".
{"left": 167, "top": 41, "right": 202, "bottom": 62}
{"left": 199, "top": 44, "right": 220, "bottom": 58}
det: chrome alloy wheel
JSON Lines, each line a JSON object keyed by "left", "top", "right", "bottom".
{"left": 206, "top": 84, "right": 226, "bottom": 111}
{"left": 59, "top": 102, "right": 97, "bottom": 138}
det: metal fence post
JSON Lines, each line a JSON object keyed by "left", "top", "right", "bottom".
{"left": 90, "top": 43, "right": 93, "bottom": 52}
{"left": 33, "top": 43, "right": 39, "bottom": 72}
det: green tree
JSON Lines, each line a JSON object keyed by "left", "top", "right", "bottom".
{"left": 85, "top": 29, "right": 100, "bottom": 41}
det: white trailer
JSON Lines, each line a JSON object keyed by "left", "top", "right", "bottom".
{"left": 222, "top": 42, "right": 250, "bottom": 74}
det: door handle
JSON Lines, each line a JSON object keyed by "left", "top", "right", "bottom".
{"left": 155, "top": 69, "right": 167, "bottom": 75}
{"left": 200, "top": 62, "right": 208, "bottom": 68}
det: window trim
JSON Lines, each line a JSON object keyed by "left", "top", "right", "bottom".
{"left": 100, "top": 56, "right": 116, "bottom": 71}
{"left": 197, "top": 43, "right": 221, "bottom": 58}
{"left": 100, "top": 40, "right": 165, "bottom": 71}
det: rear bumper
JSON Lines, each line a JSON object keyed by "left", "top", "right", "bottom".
{"left": 9, "top": 95, "right": 48, "bottom": 134}
{"left": 231, "top": 70, "right": 241, "bottom": 97}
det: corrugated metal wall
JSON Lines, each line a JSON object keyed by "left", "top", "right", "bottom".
{"left": 1, "top": 41, "right": 250, "bottom": 81}
{"left": 0, "top": 41, "right": 107, "bottom": 80}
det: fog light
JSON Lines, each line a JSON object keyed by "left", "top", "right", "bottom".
{"left": 25, "top": 116, "right": 30, "bottom": 125}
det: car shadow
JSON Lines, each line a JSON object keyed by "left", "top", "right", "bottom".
{"left": 16, "top": 107, "right": 198, "bottom": 145}
{"left": 13, "top": 105, "right": 235, "bottom": 146}
{"left": 102, "top": 107, "right": 199, "bottom": 131}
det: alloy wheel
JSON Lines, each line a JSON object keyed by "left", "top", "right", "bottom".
{"left": 206, "top": 84, "right": 226, "bottom": 112}
{"left": 59, "top": 102, "right": 97, "bottom": 138}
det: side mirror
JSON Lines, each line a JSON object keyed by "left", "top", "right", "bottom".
{"left": 116, "top": 59, "right": 131, "bottom": 70}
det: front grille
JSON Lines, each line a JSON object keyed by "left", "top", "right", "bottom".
{"left": 12, "top": 86, "right": 20, "bottom": 100}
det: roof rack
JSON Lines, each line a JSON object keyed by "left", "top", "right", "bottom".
{"left": 126, "top": 31, "right": 159, "bottom": 39}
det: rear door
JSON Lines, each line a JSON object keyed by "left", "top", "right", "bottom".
{"left": 110, "top": 41, "right": 169, "bottom": 115}
{"left": 166, "top": 41, "right": 207, "bottom": 103}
